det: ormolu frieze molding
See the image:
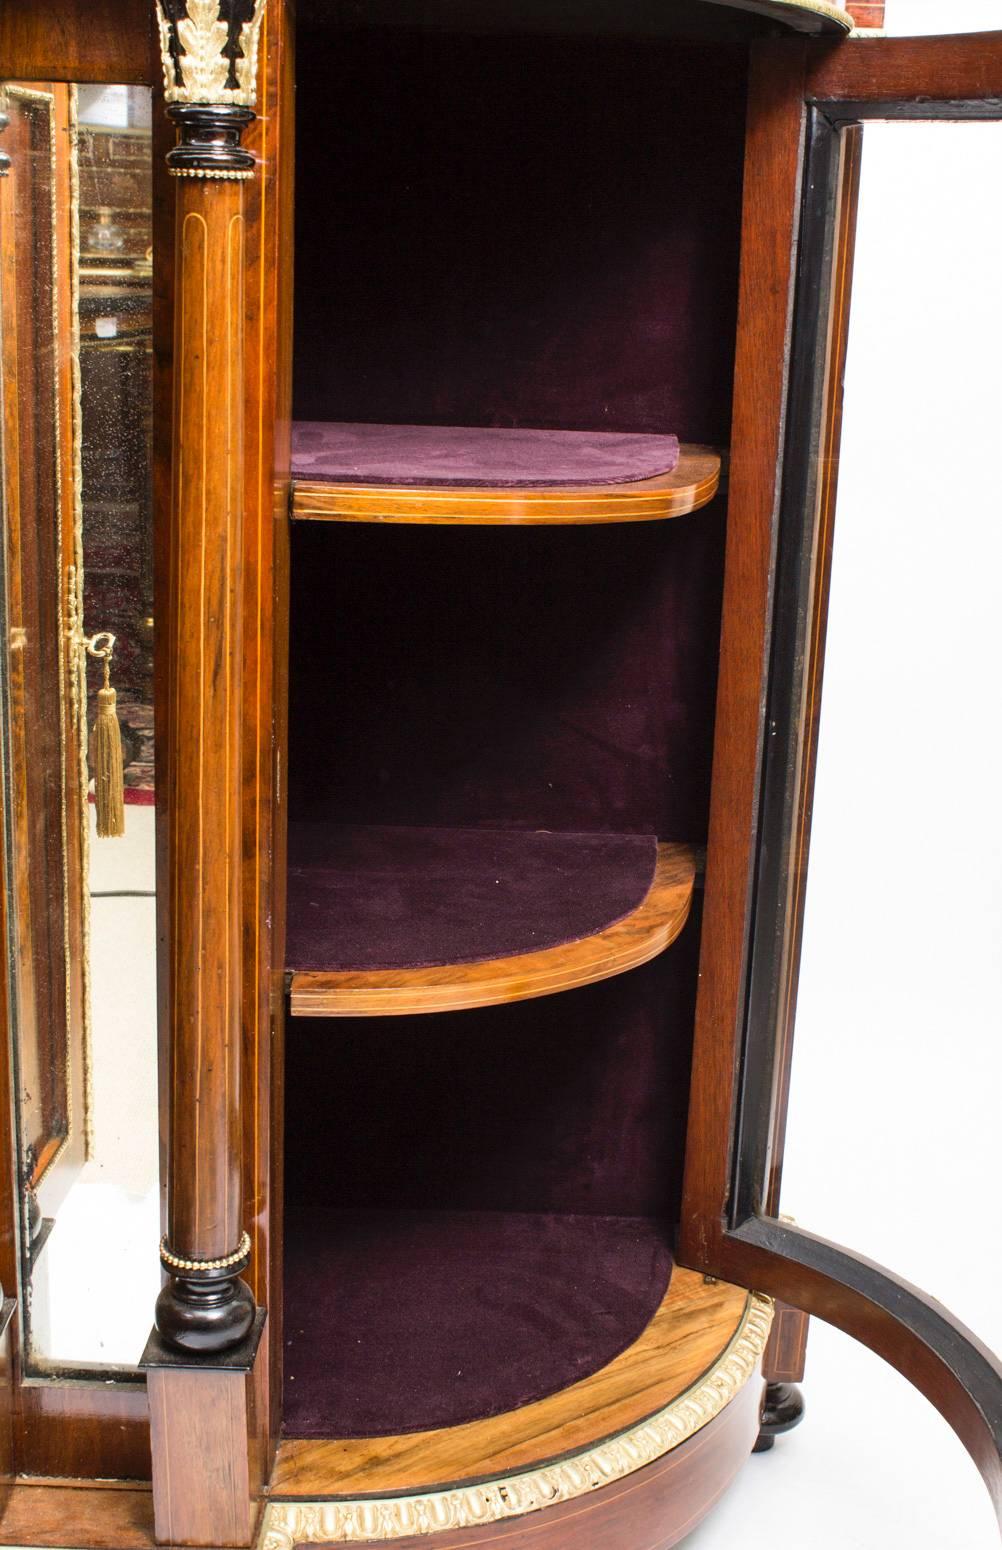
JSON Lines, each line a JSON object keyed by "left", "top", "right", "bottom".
{"left": 258, "top": 1293, "right": 773, "bottom": 1548}
{"left": 157, "top": 0, "right": 267, "bottom": 108}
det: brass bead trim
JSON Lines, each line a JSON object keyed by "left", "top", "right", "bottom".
{"left": 160, "top": 1230, "right": 251, "bottom": 1273}
{"left": 169, "top": 167, "right": 254, "bottom": 181}
{"left": 258, "top": 1292, "right": 773, "bottom": 1548}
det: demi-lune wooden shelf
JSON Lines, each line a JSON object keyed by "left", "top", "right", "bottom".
{"left": 267, "top": 1268, "right": 772, "bottom": 1523}
{"left": 288, "top": 840, "right": 696, "bottom": 1018}
{"left": 292, "top": 446, "right": 721, "bottom": 526}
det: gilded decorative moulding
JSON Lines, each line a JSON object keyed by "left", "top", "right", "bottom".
{"left": 156, "top": 0, "right": 267, "bottom": 108}
{"left": 259, "top": 1293, "right": 773, "bottom": 1548}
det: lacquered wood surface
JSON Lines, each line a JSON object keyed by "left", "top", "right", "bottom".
{"left": 763, "top": 1301, "right": 810, "bottom": 1385}
{"left": 0, "top": 1480, "right": 155, "bottom": 1549}
{"left": 807, "top": 30, "right": 1002, "bottom": 102}
{"left": 148, "top": 1350, "right": 267, "bottom": 1549}
{"left": 0, "top": 0, "right": 154, "bottom": 85}
{"left": 272, "top": 1268, "right": 749, "bottom": 1498}
{"left": 164, "top": 175, "right": 247, "bottom": 1263}
{"left": 680, "top": 38, "right": 807, "bottom": 1269}
{"left": 288, "top": 842, "right": 695, "bottom": 1018}
{"left": 267, "top": 1387, "right": 761, "bottom": 1550}
{"left": 291, "top": 448, "right": 720, "bottom": 526}
{"left": 0, "top": 1386, "right": 761, "bottom": 1550}
{"left": 241, "top": 0, "right": 296, "bottom": 1455}
{"left": 14, "top": 1381, "right": 150, "bottom": 1486}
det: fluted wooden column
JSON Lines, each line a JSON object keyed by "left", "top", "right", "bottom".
{"left": 153, "top": 1, "right": 266, "bottom": 1356}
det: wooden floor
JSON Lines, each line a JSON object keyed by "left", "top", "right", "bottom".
{"left": 291, "top": 447, "right": 721, "bottom": 526}
{"left": 289, "top": 842, "right": 696, "bottom": 1017}
{"left": 271, "top": 1267, "right": 750, "bottom": 1499}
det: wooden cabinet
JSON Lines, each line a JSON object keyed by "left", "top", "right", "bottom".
{"left": 0, "top": 4, "right": 997, "bottom": 1548}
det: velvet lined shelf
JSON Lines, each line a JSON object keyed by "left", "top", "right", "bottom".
{"left": 273, "top": 1268, "right": 763, "bottom": 1496}
{"left": 286, "top": 826, "right": 695, "bottom": 1017}
{"left": 276, "top": 1216, "right": 764, "bottom": 1457}
{"left": 289, "top": 421, "right": 721, "bottom": 525}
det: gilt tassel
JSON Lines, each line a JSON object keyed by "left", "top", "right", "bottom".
{"left": 93, "top": 656, "right": 125, "bottom": 838}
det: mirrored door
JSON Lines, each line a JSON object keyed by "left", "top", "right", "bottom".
{"left": 0, "top": 79, "right": 159, "bottom": 1375}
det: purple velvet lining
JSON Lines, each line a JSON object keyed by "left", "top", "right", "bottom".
{"left": 283, "top": 1209, "right": 672, "bottom": 1438}
{"left": 285, "top": 947, "right": 700, "bottom": 1221}
{"left": 286, "top": 823, "right": 657, "bottom": 971}
{"left": 294, "top": 37, "right": 746, "bottom": 442}
{"left": 291, "top": 421, "right": 680, "bottom": 488}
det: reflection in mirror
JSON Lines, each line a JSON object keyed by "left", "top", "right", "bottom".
{"left": 0, "top": 82, "right": 159, "bottom": 1372}
{"left": 781, "top": 120, "right": 1002, "bottom": 1352}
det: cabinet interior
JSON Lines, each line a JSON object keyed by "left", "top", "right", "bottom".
{"left": 283, "top": 10, "right": 748, "bottom": 1442}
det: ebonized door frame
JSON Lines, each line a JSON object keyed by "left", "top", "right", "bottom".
{"left": 679, "top": 32, "right": 1002, "bottom": 1523}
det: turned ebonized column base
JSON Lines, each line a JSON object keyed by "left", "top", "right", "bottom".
{"left": 155, "top": 1270, "right": 257, "bottom": 1355}
{"left": 754, "top": 1382, "right": 805, "bottom": 1452}
{"left": 156, "top": 1230, "right": 256, "bottom": 1354}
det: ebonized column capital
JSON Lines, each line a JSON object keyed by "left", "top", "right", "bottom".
{"left": 166, "top": 102, "right": 255, "bottom": 178}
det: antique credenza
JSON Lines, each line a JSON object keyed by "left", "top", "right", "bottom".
{"left": 0, "top": 2, "right": 999, "bottom": 1548}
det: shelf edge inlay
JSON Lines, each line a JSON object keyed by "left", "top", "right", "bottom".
{"left": 289, "top": 841, "right": 695, "bottom": 1017}
{"left": 291, "top": 446, "right": 721, "bottom": 526}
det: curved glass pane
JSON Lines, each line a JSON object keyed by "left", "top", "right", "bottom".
{"left": 781, "top": 119, "right": 1002, "bottom": 1352}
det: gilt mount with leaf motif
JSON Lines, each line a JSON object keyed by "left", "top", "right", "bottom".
{"left": 156, "top": 0, "right": 266, "bottom": 108}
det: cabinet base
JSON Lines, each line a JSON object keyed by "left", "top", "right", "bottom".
{"left": 261, "top": 1289, "right": 771, "bottom": 1549}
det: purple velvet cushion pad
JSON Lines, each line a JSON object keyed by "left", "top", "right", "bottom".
{"left": 291, "top": 421, "right": 680, "bottom": 488}
{"left": 283, "top": 1209, "right": 672, "bottom": 1439}
{"left": 286, "top": 824, "right": 657, "bottom": 972}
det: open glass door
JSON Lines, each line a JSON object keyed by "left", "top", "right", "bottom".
{"left": 679, "top": 26, "right": 1002, "bottom": 1526}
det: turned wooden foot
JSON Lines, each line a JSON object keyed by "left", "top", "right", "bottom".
{"left": 754, "top": 1381, "right": 805, "bottom": 1452}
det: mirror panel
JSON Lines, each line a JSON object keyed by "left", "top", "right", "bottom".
{"left": 0, "top": 81, "right": 159, "bottom": 1374}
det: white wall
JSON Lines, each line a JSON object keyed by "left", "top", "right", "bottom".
{"left": 884, "top": 0, "right": 1002, "bottom": 31}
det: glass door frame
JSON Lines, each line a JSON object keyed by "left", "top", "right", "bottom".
{"left": 679, "top": 31, "right": 1002, "bottom": 1521}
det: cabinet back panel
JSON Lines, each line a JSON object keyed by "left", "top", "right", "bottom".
{"left": 293, "top": 32, "right": 747, "bottom": 442}
{"left": 285, "top": 936, "right": 698, "bottom": 1219}
{"left": 289, "top": 515, "right": 725, "bottom": 838}
{"left": 285, "top": 27, "right": 743, "bottom": 1238}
